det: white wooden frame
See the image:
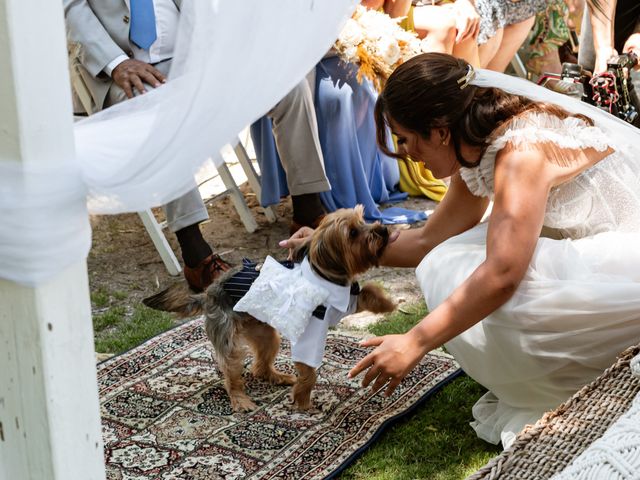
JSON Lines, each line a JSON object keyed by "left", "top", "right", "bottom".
{"left": 1, "top": 0, "right": 106, "bottom": 477}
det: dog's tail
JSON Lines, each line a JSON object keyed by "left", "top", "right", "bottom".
{"left": 143, "top": 279, "right": 239, "bottom": 359}
{"left": 143, "top": 284, "right": 206, "bottom": 317}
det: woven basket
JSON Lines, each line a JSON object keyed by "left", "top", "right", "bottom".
{"left": 467, "top": 343, "right": 640, "bottom": 480}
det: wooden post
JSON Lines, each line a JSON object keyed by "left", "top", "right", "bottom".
{"left": 0, "top": 0, "right": 106, "bottom": 478}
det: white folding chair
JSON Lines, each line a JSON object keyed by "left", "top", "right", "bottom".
{"left": 510, "top": 52, "right": 528, "bottom": 79}
{"left": 232, "top": 137, "right": 277, "bottom": 223}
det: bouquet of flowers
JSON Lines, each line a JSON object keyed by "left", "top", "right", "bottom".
{"left": 334, "top": 6, "right": 427, "bottom": 90}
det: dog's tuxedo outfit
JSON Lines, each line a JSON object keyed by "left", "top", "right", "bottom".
{"left": 223, "top": 257, "right": 359, "bottom": 368}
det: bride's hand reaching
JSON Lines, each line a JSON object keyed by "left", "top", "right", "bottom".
{"left": 349, "top": 331, "right": 430, "bottom": 396}
{"left": 279, "top": 226, "right": 314, "bottom": 260}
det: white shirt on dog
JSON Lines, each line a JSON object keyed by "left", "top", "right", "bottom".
{"left": 291, "top": 258, "right": 358, "bottom": 368}
{"left": 233, "top": 256, "right": 358, "bottom": 369}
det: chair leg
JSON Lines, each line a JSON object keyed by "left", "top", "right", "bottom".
{"left": 233, "top": 139, "right": 277, "bottom": 223}
{"left": 217, "top": 161, "right": 258, "bottom": 233}
{"left": 137, "top": 210, "right": 182, "bottom": 276}
{"left": 510, "top": 53, "right": 528, "bottom": 79}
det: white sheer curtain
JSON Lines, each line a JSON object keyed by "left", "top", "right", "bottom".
{"left": 0, "top": 0, "right": 357, "bottom": 286}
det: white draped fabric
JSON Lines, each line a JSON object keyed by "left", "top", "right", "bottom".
{"left": 0, "top": 0, "right": 357, "bottom": 285}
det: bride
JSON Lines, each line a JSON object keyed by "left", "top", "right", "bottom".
{"left": 283, "top": 52, "right": 640, "bottom": 448}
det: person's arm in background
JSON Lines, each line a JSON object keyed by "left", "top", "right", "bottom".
{"left": 361, "top": 0, "right": 386, "bottom": 10}
{"left": 64, "top": 0, "right": 128, "bottom": 78}
{"left": 589, "top": 0, "right": 618, "bottom": 73}
{"left": 383, "top": 0, "right": 412, "bottom": 18}
{"left": 452, "top": 0, "right": 480, "bottom": 43}
{"left": 623, "top": 33, "right": 640, "bottom": 57}
{"left": 64, "top": 0, "right": 165, "bottom": 98}
{"left": 360, "top": 0, "right": 411, "bottom": 17}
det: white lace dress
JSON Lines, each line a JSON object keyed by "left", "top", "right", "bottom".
{"left": 416, "top": 113, "right": 640, "bottom": 448}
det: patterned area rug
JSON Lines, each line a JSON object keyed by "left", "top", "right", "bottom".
{"left": 99, "top": 318, "right": 461, "bottom": 479}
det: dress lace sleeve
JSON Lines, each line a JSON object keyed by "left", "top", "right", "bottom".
{"left": 459, "top": 112, "right": 612, "bottom": 198}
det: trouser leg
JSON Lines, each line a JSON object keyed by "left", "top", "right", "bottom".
{"left": 268, "top": 70, "right": 331, "bottom": 196}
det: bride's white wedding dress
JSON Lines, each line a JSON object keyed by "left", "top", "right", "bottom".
{"left": 416, "top": 112, "right": 640, "bottom": 448}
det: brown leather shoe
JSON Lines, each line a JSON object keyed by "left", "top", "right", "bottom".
{"left": 289, "top": 214, "right": 326, "bottom": 236}
{"left": 183, "top": 254, "right": 232, "bottom": 292}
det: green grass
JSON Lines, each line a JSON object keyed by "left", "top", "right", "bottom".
{"left": 112, "top": 290, "right": 128, "bottom": 301}
{"left": 368, "top": 301, "right": 429, "bottom": 337}
{"left": 340, "top": 302, "right": 500, "bottom": 480}
{"left": 93, "top": 304, "right": 174, "bottom": 355}
{"left": 90, "top": 286, "right": 174, "bottom": 355}
{"left": 91, "top": 287, "right": 128, "bottom": 308}
{"left": 91, "top": 287, "right": 111, "bottom": 308}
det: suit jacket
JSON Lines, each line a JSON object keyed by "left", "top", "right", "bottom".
{"left": 64, "top": 0, "right": 182, "bottom": 113}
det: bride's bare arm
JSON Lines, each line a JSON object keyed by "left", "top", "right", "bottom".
{"left": 350, "top": 147, "right": 552, "bottom": 395}
{"left": 380, "top": 172, "right": 489, "bottom": 268}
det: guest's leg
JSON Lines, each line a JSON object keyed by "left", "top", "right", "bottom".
{"left": 485, "top": 16, "right": 536, "bottom": 72}
{"left": 452, "top": 36, "right": 481, "bottom": 67}
{"left": 479, "top": 28, "right": 503, "bottom": 68}
{"left": 268, "top": 72, "right": 330, "bottom": 228}
{"left": 105, "top": 61, "right": 229, "bottom": 290}
{"left": 164, "top": 189, "right": 210, "bottom": 266}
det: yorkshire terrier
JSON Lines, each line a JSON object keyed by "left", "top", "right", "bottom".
{"left": 144, "top": 206, "right": 397, "bottom": 412}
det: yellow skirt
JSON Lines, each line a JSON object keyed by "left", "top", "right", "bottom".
{"left": 398, "top": 158, "right": 447, "bottom": 201}
{"left": 392, "top": 133, "right": 447, "bottom": 201}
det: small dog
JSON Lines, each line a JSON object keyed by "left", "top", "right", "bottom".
{"left": 144, "top": 206, "right": 397, "bottom": 412}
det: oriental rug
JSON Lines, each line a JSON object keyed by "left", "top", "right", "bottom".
{"left": 99, "top": 317, "right": 461, "bottom": 479}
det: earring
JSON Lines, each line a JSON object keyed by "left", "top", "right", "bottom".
{"left": 441, "top": 138, "right": 448, "bottom": 146}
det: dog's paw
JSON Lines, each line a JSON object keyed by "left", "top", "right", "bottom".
{"left": 252, "top": 368, "right": 297, "bottom": 386}
{"left": 231, "top": 395, "right": 257, "bottom": 413}
{"left": 293, "top": 401, "right": 312, "bottom": 411}
{"left": 290, "top": 391, "right": 313, "bottom": 411}
{"left": 270, "top": 371, "right": 296, "bottom": 386}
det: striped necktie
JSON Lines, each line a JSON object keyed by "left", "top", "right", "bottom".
{"left": 129, "top": 0, "right": 157, "bottom": 50}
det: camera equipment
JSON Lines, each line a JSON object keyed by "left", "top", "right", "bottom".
{"left": 538, "top": 52, "right": 640, "bottom": 127}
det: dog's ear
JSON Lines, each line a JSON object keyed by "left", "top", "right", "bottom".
{"left": 143, "top": 284, "right": 205, "bottom": 317}
{"left": 354, "top": 204, "right": 365, "bottom": 219}
{"left": 291, "top": 237, "right": 311, "bottom": 264}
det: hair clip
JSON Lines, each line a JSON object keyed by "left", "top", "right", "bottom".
{"left": 457, "top": 65, "right": 475, "bottom": 90}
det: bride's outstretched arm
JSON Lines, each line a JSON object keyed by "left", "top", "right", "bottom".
{"left": 350, "top": 147, "right": 551, "bottom": 395}
{"left": 380, "top": 172, "right": 489, "bottom": 268}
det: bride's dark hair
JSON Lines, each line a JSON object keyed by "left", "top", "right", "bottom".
{"left": 375, "top": 52, "right": 593, "bottom": 168}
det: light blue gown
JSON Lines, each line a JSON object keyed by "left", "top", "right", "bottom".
{"left": 250, "top": 56, "right": 427, "bottom": 225}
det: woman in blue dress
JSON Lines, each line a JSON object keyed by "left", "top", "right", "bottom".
{"left": 250, "top": 58, "right": 427, "bottom": 225}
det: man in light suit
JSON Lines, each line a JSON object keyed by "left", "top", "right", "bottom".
{"left": 64, "top": 0, "right": 330, "bottom": 291}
